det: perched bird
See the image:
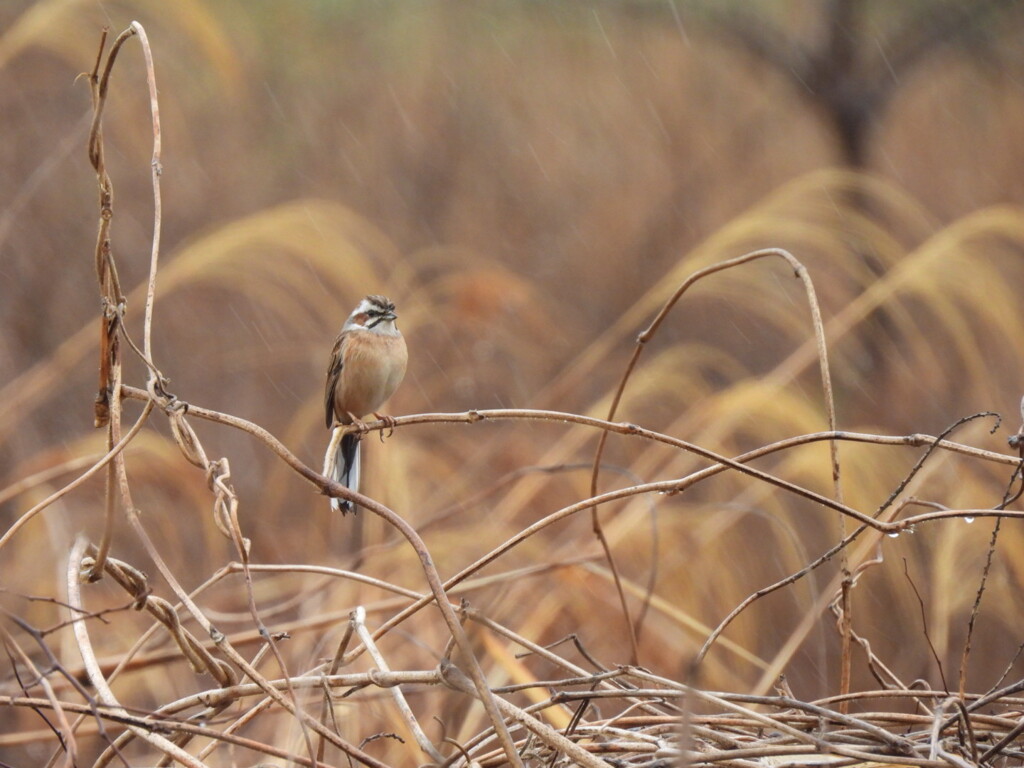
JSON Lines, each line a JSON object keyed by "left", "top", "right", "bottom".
{"left": 324, "top": 295, "right": 408, "bottom": 513}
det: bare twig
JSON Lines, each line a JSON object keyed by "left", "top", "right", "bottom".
{"left": 902, "top": 558, "right": 948, "bottom": 693}
{"left": 130, "top": 21, "right": 162, "bottom": 377}
{"left": 0, "top": 623, "right": 78, "bottom": 768}
{"left": 66, "top": 538, "right": 211, "bottom": 768}
{"left": 351, "top": 607, "right": 445, "bottom": 762}
{"left": 440, "top": 661, "right": 607, "bottom": 768}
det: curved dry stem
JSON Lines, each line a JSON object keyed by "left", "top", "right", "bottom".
{"left": 87, "top": 346, "right": 126, "bottom": 583}
{"left": 351, "top": 607, "right": 445, "bottom": 763}
{"left": 87, "top": 28, "right": 135, "bottom": 429}
{"left": 129, "top": 21, "right": 162, "bottom": 373}
{"left": 587, "top": 247, "right": 842, "bottom": 680}
{"left": 87, "top": 28, "right": 137, "bottom": 175}
{"left": 66, "top": 538, "right": 210, "bottom": 768}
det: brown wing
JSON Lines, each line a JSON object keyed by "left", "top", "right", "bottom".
{"left": 324, "top": 332, "right": 346, "bottom": 429}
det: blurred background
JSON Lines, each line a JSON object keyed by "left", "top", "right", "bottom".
{"left": 5, "top": 0, "right": 1024, "bottom": 761}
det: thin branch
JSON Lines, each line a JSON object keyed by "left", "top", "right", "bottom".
{"left": 129, "top": 21, "right": 162, "bottom": 375}
{"left": 66, "top": 538, "right": 211, "bottom": 768}
{"left": 440, "top": 661, "right": 607, "bottom": 768}
{"left": 0, "top": 624, "right": 77, "bottom": 768}
{"left": 351, "top": 607, "right": 445, "bottom": 763}
{"left": 902, "top": 559, "right": 948, "bottom": 693}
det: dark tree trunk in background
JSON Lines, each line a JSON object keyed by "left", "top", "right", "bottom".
{"left": 700, "top": 0, "right": 1017, "bottom": 169}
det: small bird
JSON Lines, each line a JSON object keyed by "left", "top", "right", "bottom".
{"left": 324, "top": 295, "right": 408, "bottom": 513}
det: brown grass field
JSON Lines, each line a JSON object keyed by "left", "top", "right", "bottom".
{"left": 5, "top": 2, "right": 1024, "bottom": 766}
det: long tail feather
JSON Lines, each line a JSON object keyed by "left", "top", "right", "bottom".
{"left": 330, "top": 432, "right": 361, "bottom": 514}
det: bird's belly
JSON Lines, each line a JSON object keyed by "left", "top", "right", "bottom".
{"left": 335, "top": 335, "right": 407, "bottom": 419}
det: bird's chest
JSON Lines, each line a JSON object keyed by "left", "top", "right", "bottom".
{"left": 336, "top": 332, "right": 407, "bottom": 417}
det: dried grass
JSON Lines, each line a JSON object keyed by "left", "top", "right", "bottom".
{"left": 6, "top": 5, "right": 1024, "bottom": 768}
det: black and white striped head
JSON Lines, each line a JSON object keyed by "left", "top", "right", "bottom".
{"left": 344, "top": 295, "right": 399, "bottom": 334}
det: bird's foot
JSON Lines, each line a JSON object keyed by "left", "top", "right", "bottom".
{"left": 373, "top": 412, "right": 396, "bottom": 440}
{"left": 344, "top": 413, "right": 370, "bottom": 437}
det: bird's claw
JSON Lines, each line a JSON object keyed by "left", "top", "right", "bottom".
{"left": 345, "top": 413, "right": 370, "bottom": 437}
{"left": 374, "top": 412, "right": 396, "bottom": 441}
